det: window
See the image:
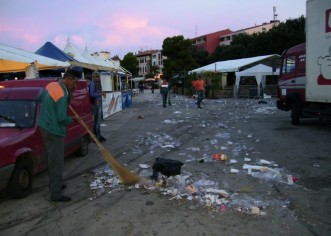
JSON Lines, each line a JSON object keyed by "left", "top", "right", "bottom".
{"left": 0, "top": 100, "right": 37, "bottom": 128}
{"left": 282, "top": 56, "right": 296, "bottom": 74}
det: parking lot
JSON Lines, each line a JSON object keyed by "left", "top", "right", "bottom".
{"left": 0, "top": 91, "right": 330, "bottom": 236}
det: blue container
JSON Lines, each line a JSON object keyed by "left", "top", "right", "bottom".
{"left": 126, "top": 92, "right": 132, "bottom": 106}
{"left": 122, "top": 93, "right": 127, "bottom": 109}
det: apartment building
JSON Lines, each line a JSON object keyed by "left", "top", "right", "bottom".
{"left": 191, "top": 20, "right": 280, "bottom": 54}
{"left": 135, "top": 50, "right": 167, "bottom": 76}
{"left": 191, "top": 29, "right": 233, "bottom": 54}
{"left": 219, "top": 20, "right": 280, "bottom": 46}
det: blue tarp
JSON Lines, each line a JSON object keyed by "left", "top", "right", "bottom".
{"left": 35, "top": 42, "right": 77, "bottom": 62}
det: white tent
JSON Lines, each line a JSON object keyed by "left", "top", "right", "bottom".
{"left": 189, "top": 54, "right": 280, "bottom": 74}
{"left": 63, "top": 41, "right": 115, "bottom": 71}
{"left": 0, "top": 43, "right": 70, "bottom": 73}
{"left": 130, "top": 77, "right": 145, "bottom": 82}
{"left": 235, "top": 64, "right": 280, "bottom": 88}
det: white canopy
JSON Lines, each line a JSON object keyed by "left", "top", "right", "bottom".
{"left": 189, "top": 54, "right": 279, "bottom": 74}
{"left": 63, "top": 42, "right": 115, "bottom": 71}
{"left": 0, "top": 43, "right": 70, "bottom": 73}
{"left": 235, "top": 64, "right": 280, "bottom": 87}
{"left": 130, "top": 77, "right": 145, "bottom": 82}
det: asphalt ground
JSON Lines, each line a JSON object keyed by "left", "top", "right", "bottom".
{"left": 0, "top": 90, "right": 330, "bottom": 236}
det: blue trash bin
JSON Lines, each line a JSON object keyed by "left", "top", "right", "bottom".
{"left": 126, "top": 92, "right": 132, "bottom": 106}
{"left": 122, "top": 92, "right": 127, "bottom": 109}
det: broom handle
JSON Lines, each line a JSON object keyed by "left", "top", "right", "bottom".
{"left": 69, "top": 105, "right": 141, "bottom": 185}
{"left": 69, "top": 105, "right": 103, "bottom": 150}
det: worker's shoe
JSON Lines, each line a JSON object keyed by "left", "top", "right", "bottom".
{"left": 99, "top": 136, "right": 106, "bottom": 142}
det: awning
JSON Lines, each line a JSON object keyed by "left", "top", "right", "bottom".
{"left": 130, "top": 77, "right": 145, "bottom": 82}
{"left": 189, "top": 54, "right": 280, "bottom": 74}
{"left": 0, "top": 43, "right": 70, "bottom": 73}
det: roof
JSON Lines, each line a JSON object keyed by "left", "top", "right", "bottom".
{"left": 35, "top": 42, "right": 76, "bottom": 62}
{"left": 283, "top": 43, "right": 305, "bottom": 55}
{"left": 111, "top": 55, "right": 121, "bottom": 61}
{"left": 235, "top": 64, "right": 279, "bottom": 76}
{"left": 135, "top": 50, "right": 159, "bottom": 57}
{"left": 191, "top": 29, "right": 233, "bottom": 40}
{"left": 189, "top": 54, "right": 280, "bottom": 74}
{"left": 0, "top": 43, "right": 70, "bottom": 73}
{"left": 63, "top": 42, "right": 116, "bottom": 71}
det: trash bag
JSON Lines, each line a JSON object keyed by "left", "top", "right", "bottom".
{"left": 150, "top": 157, "right": 184, "bottom": 180}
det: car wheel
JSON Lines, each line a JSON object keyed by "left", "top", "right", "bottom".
{"left": 76, "top": 135, "right": 89, "bottom": 157}
{"left": 7, "top": 158, "right": 33, "bottom": 199}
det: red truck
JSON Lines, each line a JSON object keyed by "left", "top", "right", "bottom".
{"left": 277, "top": 0, "right": 331, "bottom": 125}
{"left": 0, "top": 78, "right": 93, "bottom": 198}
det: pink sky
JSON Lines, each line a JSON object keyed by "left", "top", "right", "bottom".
{"left": 0, "top": 0, "right": 306, "bottom": 59}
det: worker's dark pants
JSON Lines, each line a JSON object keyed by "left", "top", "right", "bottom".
{"left": 161, "top": 92, "right": 168, "bottom": 107}
{"left": 39, "top": 127, "right": 64, "bottom": 200}
{"left": 197, "top": 90, "right": 204, "bottom": 107}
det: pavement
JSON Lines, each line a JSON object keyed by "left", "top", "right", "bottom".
{"left": 0, "top": 89, "right": 330, "bottom": 236}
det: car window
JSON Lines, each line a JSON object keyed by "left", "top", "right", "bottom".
{"left": 0, "top": 100, "right": 37, "bottom": 128}
{"left": 282, "top": 56, "right": 296, "bottom": 74}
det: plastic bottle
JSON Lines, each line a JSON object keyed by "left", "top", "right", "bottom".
{"left": 213, "top": 153, "right": 227, "bottom": 161}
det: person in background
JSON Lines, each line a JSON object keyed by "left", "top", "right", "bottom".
{"left": 138, "top": 83, "right": 144, "bottom": 93}
{"left": 195, "top": 75, "right": 205, "bottom": 109}
{"left": 89, "top": 71, "right": 106, "bottom": 142}
{"left": 160, "top": 78, "right": 170, "bottom": 108}
{"left": 38, "top": 69, "right": 81, "bottom": 202}
{"left": 191, "top": 77, "right": 198, "bottom": 102}
{"left": 85, "top": 75, "right": 92, "bottom": 87}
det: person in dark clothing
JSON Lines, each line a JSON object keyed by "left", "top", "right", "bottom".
{"left": 38, "top": 69, "right": 81, "bottom": 202}
{"left": 89, "top": 71, "right": 106, "bottom": 142}
{"left": 160, "top": 78, "right": 170, "bottom": 108}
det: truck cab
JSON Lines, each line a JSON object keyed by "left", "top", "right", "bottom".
{"left": 277, "top": 0, "right": 331, "bottom": 125}
{"left": 277, "top": 43, "right": 306, "bottom": 124}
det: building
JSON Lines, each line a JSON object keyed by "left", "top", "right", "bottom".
{"left": 191, "top": 20, "right": 280, "bottom": 54}
{"left": 135, "top": 50, "right": 167, "bottom": 77}
{"left": 219, "top": 20, "right": 280, "bottom": 46}
{"left": 191, "top": 29, "right": 233, "bottom": 54}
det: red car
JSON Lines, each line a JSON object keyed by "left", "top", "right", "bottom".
{"left": 0, "top": 78, "right": 93, "bottom": 198}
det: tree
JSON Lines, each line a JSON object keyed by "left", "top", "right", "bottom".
{"left": 161, "top": 35, "right": 198, "bottom": 80}
{"left": 191, "top": 47, "right": 210, "bottom": 67}
{"left": 150, "top": 65, "right": 160, "bottom": 75}
{"left": 120, "top": 52, "right": 139, "bottom": 77}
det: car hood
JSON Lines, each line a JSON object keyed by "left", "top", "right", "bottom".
{"left": 0, "top": 128, "right": 30, "bottom": 145}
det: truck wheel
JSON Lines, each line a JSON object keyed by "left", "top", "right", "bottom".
{"left": 291, "top": 103, "right": 300, "bottom": 125}
{"left": 76, "top": 136, "right": 89, "bottom": 157}
{"left": 7, "top": 158, "right": 33, "bottom": 199}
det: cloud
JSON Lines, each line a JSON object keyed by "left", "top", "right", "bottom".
{"left": 22, "top": 33, "right": 40, "bottom": 44}
{"left": 88, "top": 12, "right": 180, "bottom": 54}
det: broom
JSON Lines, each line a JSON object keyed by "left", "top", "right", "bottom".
{"left": 69, "top": 105, "right": 141, "bottom": 185}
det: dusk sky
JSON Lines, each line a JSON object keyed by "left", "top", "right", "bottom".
{"left": 0, "top": 0, "right": 306, "bottom": 59}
